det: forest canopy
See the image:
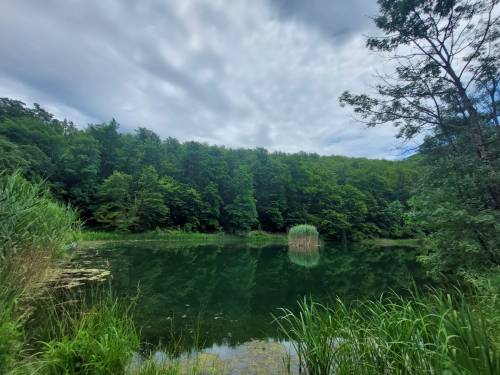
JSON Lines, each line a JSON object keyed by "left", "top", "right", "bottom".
{"left": 0, "top": 98, "right": 418, "bottom": 240}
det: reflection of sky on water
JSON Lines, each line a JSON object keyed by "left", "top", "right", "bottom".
{"left": 131, "top": 339, "right": 301, "bottom": 374}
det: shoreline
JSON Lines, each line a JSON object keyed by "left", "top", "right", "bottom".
{"left": 80, "top": 230, "right": 422, "bottom": 247}
{"left": 79, "top": 230, "right": 288, "bottom": 244}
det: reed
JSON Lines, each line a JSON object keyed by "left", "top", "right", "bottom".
{"left": 275, "top": 290, "right": 499, "bottom": 374}
{"left": 0, "top": 172, "right": 80, "bottom": 373}
{"left": 0, "top": 172, "right": 80, "bottom": 296}
{"left": 36, "top": 288, "right": 140, "bottom": 374}
{"left": 0, "top": 289, "right": 23, "bottom": 374}
{"left": 288, "top": 224, "right": 319, "bottom": 250}
{"left": 128, "top": 358, "right": 181, "bottom": 375}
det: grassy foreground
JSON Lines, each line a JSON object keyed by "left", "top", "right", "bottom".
{"left": 0, "top": 172, "right": 81, "bottom": 373}
{"left": 276, "top": 289, "right": 500, "bottom": 375}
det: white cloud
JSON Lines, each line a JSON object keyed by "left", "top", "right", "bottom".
{"left": 0, "top": 0, "right": 407, "bottom": 158}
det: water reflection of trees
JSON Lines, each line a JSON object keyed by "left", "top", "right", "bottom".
{"left": 101, "top": 241, "right": 426, "bottom": 351}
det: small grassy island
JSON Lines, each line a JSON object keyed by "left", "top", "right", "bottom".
{"left": 287, "top": 225, "right": 321, "bottom": 267}
{"left": 287, "top": 224, "right": 320, "bottom": 250}
{"left": 2, "top": 0, "right": 500, "bottom": 373}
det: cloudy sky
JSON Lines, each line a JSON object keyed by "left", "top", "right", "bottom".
{"left": 0, "top": 0, "right": 413, "bottom": 159}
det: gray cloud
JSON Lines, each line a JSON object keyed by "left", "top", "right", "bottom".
{"left": 267, "top": 0, "right": 378, "bottom": 40}
{"left": 0, "top": 0, "right": 404, "bottom": 159}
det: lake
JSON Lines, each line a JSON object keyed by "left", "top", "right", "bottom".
{"left": 79, "top": 239, "right": 426, "bottom": 355}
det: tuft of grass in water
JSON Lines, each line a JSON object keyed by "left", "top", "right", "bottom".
{"left": 275, "top": 290, "right": 499, "bottom": 374}
{"left": 34, "top": 288, "right": 140, "bottom": 374}
{"left": 129, "top": 360, "right": 181, "bottom": 375}
{"left": 276, "top": 298, "right": 337, "bottom": 375}
{"left": 127, "top": 350, "right": 228, "bottom": 375}
{"left": 288, "top": 224, "right": 319, "bottom": 250}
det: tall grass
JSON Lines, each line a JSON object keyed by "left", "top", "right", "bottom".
{"left": 128, "top": 358, "right": 181, "bottom": 375}
{"left": 275, "top": 291, "right": 499, "bottom": 374}
{"left": 36, "top": 288, "right": 140, "bottom": 374}
{"left": 288, "top": 224, "right": 319, "bottom": 250}
{"left": 127, "top": 351, "right": 228, "bottom": 375}
{"left": 0, "top": 172, "right": 79, "bottom": 258}
{"left": 0, "top": 172, "right": 80, "bottom": 294}
{"left": 0, "top": 292, "right": 24, "bottom": 374}
{"left": 0, "top": 172, "right": 80, "bottom": 373}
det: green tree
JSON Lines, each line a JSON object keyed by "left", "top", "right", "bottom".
{"left": 224, "top": 167, "right": 257, "bottom": 233}
{"left": 252, "top": 149, "right": 288, "bottom": 232}
{"left": 200, "top": 182, "right": 222, "bottom": 231}
{"left": 340, "top": 0, "right": 500, "bottom": 275}
{"left": 133, "top": 166, "right": 170, "bottom": 231}
{"left": 87, "top": 119, "right": 123, "bottom": 180}
{"left": 94, "top": 172, "right": 136, "bottom": 231}
{"left": 55, "top": 132, "right": 100, "bottom": 217}
{"left": 159, "top": 176, "right": 203, "bottom": 230}
{"left": 0, "top": 137, "right": 26, "bottom": 173}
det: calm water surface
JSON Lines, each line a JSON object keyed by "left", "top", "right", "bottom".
{"left": 83, "top": 240, "right": 426, "bottom": 352}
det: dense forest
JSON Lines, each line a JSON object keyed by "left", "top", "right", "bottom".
{"left": 0, "top": 98, "right": 418, "bottom": 240}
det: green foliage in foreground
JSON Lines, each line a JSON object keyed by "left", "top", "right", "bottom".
{"left": 0, "top": 171, "right": 80, "bottom": 261}
{"left": 0, "top": 172, "right": 81, "bottom": 374}
{"left": 128, "top": 359, "right": 181, "bottom": 375}
{"left": 36, "top": 290, "right": 140, "bottom": 375}
{"left": 276, "top": 291, "right": 499, "bottom": 375}
{"left": 0, "top": 294, "right": 23, "bottom": 374}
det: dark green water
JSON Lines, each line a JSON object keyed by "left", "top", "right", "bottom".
{"left": 85, "top": 240, "right": 426, "bottom": 352}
